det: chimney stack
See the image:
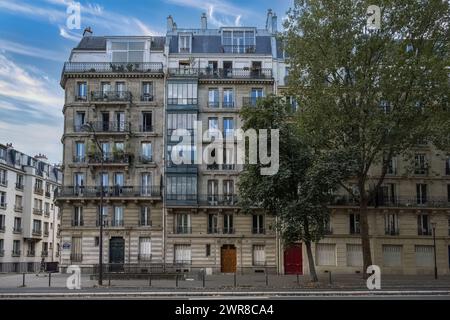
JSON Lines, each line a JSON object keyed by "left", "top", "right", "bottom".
{"left": 83, "top": 26, "right": 93, "bottom": 37}
{"left": 272, "top": 12, "right": 277, "bottom": 33}
{"left": 201, "top": 12, "right": 207, "bottom": 30}
{"left": 266, "top": 9, "right": 273, "bottom": 33}
{"left": 167, "top": 15, "right": 174, "bottom": 32}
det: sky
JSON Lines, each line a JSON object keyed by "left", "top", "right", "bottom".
{"left": 0, "top": 0, "right": 292, "bottom": 164}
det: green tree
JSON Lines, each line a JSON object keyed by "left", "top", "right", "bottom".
{"left": 284, "top": 0, "right": 450, "bottom": 276}
{"left": 238, "top": 96, "right": 345, "bottom": 281}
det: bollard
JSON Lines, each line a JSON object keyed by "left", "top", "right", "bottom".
{"left": 148, "top": 274, "right": 152, "bottom": 287}
{"left": 297, "top": 273, "right": 300, "bottom": 285}
{"left": 202, "top": 269, "right": 205, "bottom": 288}
{"left": 176, "top": 274, "right": 179, "bottom": 287}
{"left": 108, "top": 274, "right": 111, "bottom": 287}
{"left": 329, "top": 271, "right": 332, "bottom": 285}
{"left": 234, "top": 273, "right": 237, "bottom": 287}
{"left": 48, "top": 272, "right": 51, "bottom": 287}
{"left": 21, "top": 273, "right": 26, "bottom": 287}
{"left": 265, "top": 272, "right": 269, "bottom": 287}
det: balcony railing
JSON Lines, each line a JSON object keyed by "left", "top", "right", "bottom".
{"left": 138, "top": 220, "right": 152, "bottom": 227}
{"left": 168, "top": 68, "right": 199, "bottom": 77}
{"left": 199, "top": 68, "right": 272, "bottom": 79}
{"left": 91, "top": 91, "right": 132, "bottom": 102}
{"left": 138, "top": 254, "right": 152, "bottom": 262}
{"left": 385, "top": 228, "right": 400, "bottom": 236}
{"left": 111, "top": 220, "right": 124, "bottom": 227}
{"left": 56, "top": 185, "right": 161, "bottom": 198}
{"left": 41, "top": 251, "right": 48, "bottom": 257}
{"left": 139, "top": 155, "right": 153, "bottom": 163}
{"left": 45, "top": 191, "right": 51, "bottom": 198}
{"left": 221, "top": 45, "right": 256, "bottom": 53}
{"left": 15, "top": 183, "right": 24, "bottom": 190}
{"left": 207, "top": 227, "right": 219, "bottom": 234}
{"left": 167, "top": 98, "right": 198, "bottom": 105}
{"left": 34, "top": 187, "right": 44, "bottom": 195}
{"left": 418, "top": 228, "right": 433, "bottom": 236}
{"left": 13, "top": 227, "right": 22, "bottom": 234}
{"left": 0, "top": 180, "right": 7, "bottom": 187}
{"left": 252, "top": 228, "right": 266, "bottom": 235}
{"left": 63, "top": 62, "right": 164, "bottom": 74}
{"left": 141, "top": 94, "right": 154, "bottom": 102}
{"left": 242, "top": 97, "right": 265, "bottom": 106}
{"left": 70, "top": 253, "right": 83, "bottom": 262}
{"left": 90, "top": 121, "right": 131, "bottom": 132}
{"left": 223, "top": 227, "right": 235, "bottom": 234}
{"left": 71, "top": 219, "right": 84, "bottom": 227}
{"left": 12, "top": 250, "right": 21, "bottom": 257}
{"left": 331, "top": 195, "right": 450, "bottom": 208}
{"left": 32, "top": 229, "right": 42, "bottom": 236}
{"left": 87, "top": 152, "right": 131, "bottom": 164}
{"left": 33, "top": 208, "right": 43, "bottom": 215}
{"left": 73, "top": 156, "right": 86, "bottom": 163}
{"left": 14, "top": 205, "right": 23, "bottom": 212}
{"left": 139, "top": 125, "right": 153, "bottom": 132}
{"left": 175, "top": 226, "right": 192, "bottom": 234}
{"left": 198, "top": 194, "right": 239, "bottom": 206}
{"left": 27, "top": 250, "right": 36, "bottom": 257}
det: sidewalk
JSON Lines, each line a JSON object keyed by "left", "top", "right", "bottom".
{"left": 0, "top": 273, "right": 449, "bottom": 293}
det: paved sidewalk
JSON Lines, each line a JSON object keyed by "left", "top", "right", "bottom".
{"left": 0, "top": 273, "right": 449, "bottom": 293}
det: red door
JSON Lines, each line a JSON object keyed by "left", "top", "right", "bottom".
{"left": 284, "top": 244, "right": 303, "bottom": 274}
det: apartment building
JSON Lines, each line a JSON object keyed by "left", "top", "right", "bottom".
{"left": 56, "top": 36, "right": 166, "bottom": 269}
{"left": 0, "top": 143, "right": 62, "bottom": 272}
{"left": 163, "top": 12, "right": 280, "bottom": 274}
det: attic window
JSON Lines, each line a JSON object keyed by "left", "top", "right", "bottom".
{"left": 179, "top": 34, "right": 192, "bottom": 54}
{"left": 111, "top": 41, "right": 145, "bottom": 63}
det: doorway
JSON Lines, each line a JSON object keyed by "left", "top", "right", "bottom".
{"left": 109, "top": 237, "right": 125, "bottom": 272}
{"left": 221, "top": 244, "right": 237, "bottom": 273}
{"left": 284, "top": 244, "right": 303, "bottom": 274}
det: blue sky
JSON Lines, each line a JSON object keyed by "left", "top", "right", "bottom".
{"left": 0, "top": 0, "right": 292, "bottom": 164}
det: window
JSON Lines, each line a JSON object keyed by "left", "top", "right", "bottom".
{"left": 141, "top": 82, "right": 153, "bottom": 101}
{"left": 206, "top": 244, "right": 211, "bottom": 257}
{"left": 349, "top": 214, "right": 360, "bottom": 234}
{"left": 75, "top": 142, "right": 85, "bottom": 162}
{"left": 32, "top": 219, "right": 42, "bottom": 234}
{"left": 111, "top": 41, "right": 145, "bottom": 62}
{"left": 14, "top": 195, "right": 22, "bottom": 209}
{"left": 114, "top": 112, "right": 125, "bottom": 131}
{"left": 94, "top": 237, "right": 99, "bottom": 247}
{"left": 415, "top": 245, "right": 434, "bottom": 267}
{"left": 223, "top": 89, "right": 234, "bottom": 108}
{"left": 207, "top": 180, "right": 218, "bottom": 205}
{"left": 14, "top": 217, "right": 22, "bottom": 232}
{"left": 113, "top": 172, "right": 124, "bottom": 187}
{"left": 378, "top": 183, "right": 396, "bottom": 205}
{"left": 207, "top": 214, "right": 218, "bottom": 234}
{"left": 418, "top": 214, "right": 431, "bottom": 235}
{"left": 140, "top": 207, "right": 151, "bottom": 226}
{"left": 253, "top": 245, "right": 266, "bottom": 266}
{"left": 385, "top": 213, "right": 399, "bottom": 235}
{"left": 222, "top": 30, "right": 255, "bottom": 53}
{"left": 446, "top": 156, "right": 450, "bottom": 175}
{"left": 73, "top": 207, "right": 83, "bottom": 226}
{"left": 141, "top": 173, "right": 153, "bottom": 195}
{"left": 223, "top": 180, "right": 234, "bottom": 203}
{"left": 383, "top": 245, "right": 402, "bottom": 267}
{"left": 179, "top": 34, "right": 191, "bottom": 53}
{"left": 174, "top": 244, "right": 191, "bottom": 264}
{"left": 141, "top": 142, "right": 152, "bottom": 162}
{"left": 223, "top": 118, "right": 234, "bottom": 138}
{"left": 35, "top": 179, "right": 43, "bottom": 192}
{"left": 223, "top": 214, "right": 234, "bottom": 234}
{"left": 139, "top": 237, "right": 152, "bottom": 261}
{"left": 208, "top": 117, "right": 219, "bottom": 138}
{"left": 208, "top": 88, "right": 219, "bottom": 108}
{"left": 0, "top": 239, "right": 3, "bottom": 255}
{"left": 44, "top": 222, "right": 49, "bottom": 235}
{"left": 13, "top": 240, "right": 21, "bottom": 256}
{"left": 0, "top": 169, "right": 6, "bottom": 186}
{"left": 167, "top": 113, "right": 197, "bottom": 134}
{"left": 176, "top": 214, "right": 191, "bottom": 234}
{"left": 167, "top": 82, "right": 198, "bottom": 105}
{"left": 166, "top": 176, "right": 197, "bottom": 201}
{"left": 315, "top": 244, "right": 336, "bottom": 266}
{"left": 252, "top": 215, "right": 264, "bottom": 234}
{"left": 116, "top": 82, "right": 126, "bottom": 98}
{"left": 0, "top": 147, "right": 5, "bottom": 160}
{"left": 44, "top": 203, "right": 50, "bottom": 215}
{"left": 416, "top": 184, "right": 428, "bottom": 205}
{"left": 448, "top": 184, "right": 450, "bottom": 203}
{"left": 0, "top": 191, "right": 6, "bottom": 208}
{"left": 16, "top": 174, "right": 24, "bottom": 189}
{"left": 112, "top": 206, "right": 124, "bottom": 227}
{"left": 385, "top": 156, "right": 397, "bottom": 175}
{"left": 71, "top": 237, "right": 82, "bottom": 262}
{"left": 414, "top": 154, "right": 427, "bottom": 174}
{"left": 0, "top": 215, "right": 5, "bottom": 230}
{"left": 346, "top": 244, "right": 363, "bottom": 267}
{"left": 75, "top": 112, "right": 85, "bottom": 132}
{"left": 77, "top": 82, "right": 87, "bottom": 100}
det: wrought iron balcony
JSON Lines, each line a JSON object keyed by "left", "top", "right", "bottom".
{"left": 141, "top": 93, "right": 154, "bottom": 102}
{"left": 252, "top": 228, "right": 266, "bottom": 235}
{"left": 223, "top": 227, "right": 235, "bottom": 234}
{"left": 62, "top": 62, "right": 164, "bottom": 74}
{"left": 27, "top": 250, "right": 36, "bottom": 257}
{"left": 32, "top": 229, "right": 42, "bottom": 236}
{"left": 91, "top": 90, "right": 132, "bottom": 102}
{"left": 199, "top": 68, "right": 272, "bottom": 79}
{"left": 139, "top": 155, "right": 153, "bottom": 163}
{"left": 45, "top": 191, "right": 51, "bottom": 198}
{"left": 14, "top": 205, "right": 23, "bottom": 212}
{"left": 198, "top": 194, "right": 239, "bottom": 206}
{"left": 71, "top": 219, "right": 84, "bottom": 227}
{"left": 221, "top": 45, "right": 256, "bottom": 53}
{"left": 70, "top": 253, "right": 83, "bottom": 262}
{"left": 87, "top": 152, "right": 131, "bottom": 164}
{"left": 138, "top": 219, "right": 152, "bottom": 227}
{"left": 330, "top": 195, "right": 450, "bottom": 208}
{"left": 167, "top": 98, "right": 198, "bottom": 105}
{"left": 15, "top": 183, "right": 24, "bottom": 190}
{"left": 223, "top": 101, "right": 235, "bottom": 108}
{"left": 242, "top": 97, "right": 265, "bottom": 106}
{"left": 111, "top": 220, "right": 124, "bottom": 227}
{"left": 55, "top": 185, "right": 161, "bottom": 198}
{"left": 41, "top": 251, "right": 48, "bottom": 257}
{"left": 90, "top": 121, "right": 131, "bottom": 133}
{"left": 418, "top": 228, "right": 433, "bottom": 236}
{"left": 34, "top": 187, "right": 44, "bottom": 195}
{"left": 12, "top": 250, "right": 21, "bottom": 257}
{"left": 168, "top": 68, "right": 200, "bottom": 77}
{"left": 385, "top": 228, "right": 400, "bottom": 236}
{"left": 175, "top": 226, "right": 192, "bottom": 234}
{"left": 33, "top": 208, "right": 43, "bottom": 215}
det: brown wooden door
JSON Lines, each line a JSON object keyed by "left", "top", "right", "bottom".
{"left": 221, "top": 245, "right": 237, "bottom": 273}
{"left": 284, "top": 244, "right": 303, "bottom": 274}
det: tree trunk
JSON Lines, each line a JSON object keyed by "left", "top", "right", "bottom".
{"left": 360, "top": 199, "right": 373, "bottom": 279}
{"left": 305, "top": 240, "right": 318, "bottom": 282}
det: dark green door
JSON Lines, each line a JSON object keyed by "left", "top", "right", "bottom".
{"left": 109, "top": 237, "right": 124, "bottom": 271}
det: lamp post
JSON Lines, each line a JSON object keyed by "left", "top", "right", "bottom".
{"left": 431, "top": 222, "right": 437, "bottom": 280}
{"left": 82, "top": 122, "right": 104, "bottom": 286}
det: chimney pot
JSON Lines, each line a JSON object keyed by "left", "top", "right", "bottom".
{"left": 201, "top": 12, "right": 207, "bottom": 30}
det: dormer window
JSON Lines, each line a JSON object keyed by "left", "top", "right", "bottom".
{"left": 222, "top": 29, "right": 255, "bottom": 53}
{"left": 179, "top": 34, "right": 192, "bottom": 53}
{"left": 111, "top": 41, "right": 145, "bottom": 63}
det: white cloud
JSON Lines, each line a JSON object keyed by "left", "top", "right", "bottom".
{"left": 0, "top": 38, "right": 65, "bottom": 61}
{"left": 59, "top": 26, "right": 82, "bottom": 41}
